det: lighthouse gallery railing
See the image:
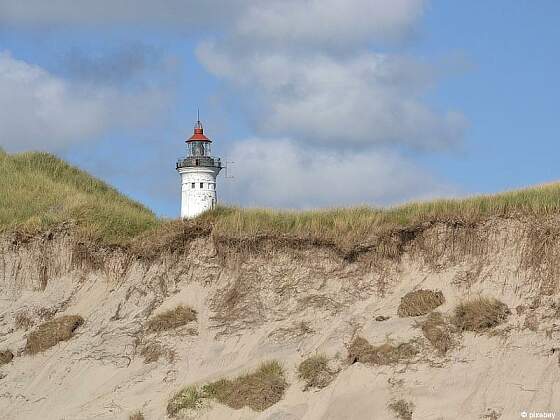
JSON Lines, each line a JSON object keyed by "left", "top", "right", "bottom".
{"left": 176, "top": 156, "right": 222, "bottom": 169}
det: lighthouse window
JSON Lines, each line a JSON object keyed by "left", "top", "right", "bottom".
{"left": 200, "top": 182, "right": 204, "bottom": 189}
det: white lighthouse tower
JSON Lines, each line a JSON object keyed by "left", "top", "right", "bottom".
{"left": 176, "top": 117, "right": 222, "bottom": 219}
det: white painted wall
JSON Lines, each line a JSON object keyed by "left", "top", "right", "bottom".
{"left": 178, "top": 166, "right": 221, "bottom": 219}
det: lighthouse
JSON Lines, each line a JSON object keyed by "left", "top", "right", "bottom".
{"left": 176, "top": 117, "right": 222, "bottom": 219}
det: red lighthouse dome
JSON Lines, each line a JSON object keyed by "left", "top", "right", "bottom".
{"left": 187, "top": 120, "right": 211, "bottom": 143}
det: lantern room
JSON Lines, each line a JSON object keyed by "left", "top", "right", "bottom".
{"left": 187, "top": 120, "right": 212, "bottom": 157}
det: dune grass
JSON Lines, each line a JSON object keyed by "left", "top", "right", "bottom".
{"left": 3, "top": 149, "right": 560, "bottom": 248}
{"left": 25, "top": 315, "right": 84, "bottom": 354}
{"left": 167, "top": 361, "right": 287, "bottom": 417}
{"left": 453, "top": 297, "right": 510, "bottom": 332}
{"left": 146, "top": 305, "right": 197, "bottom": 333}
{"left": 0, "top": 150, "right": 160, "bottom": 245}
{"left": 202, "top": 361, "right": 287, "bottom": 412}
{"left": 348, "top": 337, "right": 418, "bottom": 366}
{"left": 0, "top": 349, "right": 14, "bottom": 365}
{"left": 167, "top": 386, "right": 205, "bottom": 417}
{"left": 297, "top": 354, "right": 335, "bottom": 390}
{"left": 389, "top": 399, "right": 414, "bottom": 420}
{"left": 199, "top": 181, "right": 560, "bottom": 248}
{"left": 397, "top": 290, "right": 445, "bottom": 317}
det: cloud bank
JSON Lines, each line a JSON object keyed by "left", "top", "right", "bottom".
{"left": 220, "top": 138, "right": 453, "bottom": 208}
{"left": 0, "top": 51, "right": 171, "bottom": 153}
{"left": 198, "top": 47, "right": 465, "bottom": 151}
{"left": 0, "top": 0, "right": 247, "bottom": 27}
{"left": 0, "top": 0, "right": 465, "bottom": 210}
{"left": 195, "top": 0, "right": 464, "bottom": 207}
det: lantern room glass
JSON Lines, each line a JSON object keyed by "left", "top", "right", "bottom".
{"left": 188, "top": 141, "right": 211, "bottom": 157}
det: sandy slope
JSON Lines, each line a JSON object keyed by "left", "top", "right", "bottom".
{"left": 0, "top": 219, "right": 559, "bottom": 420}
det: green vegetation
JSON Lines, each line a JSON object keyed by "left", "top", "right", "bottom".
{"left": 202, "top": 361, "right": 287, "bottom": 412}
{"left": 0, "top": 151, "right": 159, "bottom": 245}
{"left": 4, "top": 150, "right": 560, "bottom": 248}
{"left": 195, "top": 182, "right": 560, "bottom": 252}
{"left": 167, "top": 361, "right": 287, "bottom": 417}
{"left": 167, "top": 386, "right": 205, "bottom": 417}
{"left": 297, "top": 354, "right": 335, "bottom": 390}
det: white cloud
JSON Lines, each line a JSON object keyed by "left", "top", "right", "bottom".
{"left": 0, "top": 51, "right": 170, "bottom": 152}
{"left": 235, "top": 0, "right": 425, "bottom": 48}
{"left": 0, "top": 0, "right": 422, "bottom": 47}
{"left": 220, "top": 138, "right": 453, "bottom": 208}
{"left": 196, "top": 0, "right": 464, "bottom": 208}
{"left": 0, "top": 0, "right": 467, "bottom": 211}
{"left": 0, "top": 0, "right": 249, "bottom": 27}
{"left": 197, "top": 46, "right": 466, "bottom": 150}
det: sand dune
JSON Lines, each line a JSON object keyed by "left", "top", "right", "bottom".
{"left": 1, "top": 218, "right": 559, "bottom": 419}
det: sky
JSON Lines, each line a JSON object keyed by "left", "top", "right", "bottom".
{"left": 0, "top": 1, "right": 559, "bottom": 217}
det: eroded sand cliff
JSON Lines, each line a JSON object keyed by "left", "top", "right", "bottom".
{"left": 1, "top": 218, "right": 559, "bottom": 419}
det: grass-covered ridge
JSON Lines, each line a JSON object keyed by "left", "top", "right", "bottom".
{"left": 200, "top": 181, "right": 560, "bottom": 248}
{"left": 3, "top": 149, "right": 560, "bottom": 248}
{"left": 0, "top": 150, "right": 159, "bottom": 244}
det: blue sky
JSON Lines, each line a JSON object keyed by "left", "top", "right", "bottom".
{"left": 413, "top": 2, "right": 560, "bottom": 193}
{"left": 1, "top": 1, "right": 559, "bottom": 217}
